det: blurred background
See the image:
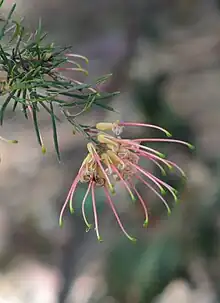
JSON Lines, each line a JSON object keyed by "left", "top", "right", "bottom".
{"left": 1, "top": 0, "right": 220, "bottom": 302}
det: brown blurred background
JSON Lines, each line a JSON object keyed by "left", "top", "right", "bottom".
{"left": 1, "top": 0, "right": 220, "bottom": 302}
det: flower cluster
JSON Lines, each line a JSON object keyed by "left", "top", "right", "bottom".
{"left": 59, "top": 121, "right": 193, "bottom": 241}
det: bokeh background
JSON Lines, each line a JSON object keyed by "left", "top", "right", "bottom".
{"left": 1, "top": 0, "right": 220, "bottom": 302}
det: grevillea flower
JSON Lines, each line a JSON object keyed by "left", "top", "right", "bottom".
{"left": 60, "top": 121, "right": 194, "bottom": 242}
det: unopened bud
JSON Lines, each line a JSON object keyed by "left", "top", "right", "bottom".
{"left": 41, "top": 145, "right": 46, "bottom": 154}
{"left": 96, "top": 122, "right": 113, "bottom": 131}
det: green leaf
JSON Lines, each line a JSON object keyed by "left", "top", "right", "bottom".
{"left": 35, "top": 18, "right": 42, "bottom": 44}
{"left": 85, "top": 94, "right": 96, "bottom": 110}
{"left": 93, "top": 100, "right": 119, "bottom": 112}
{"left": 10, "top": 21, "right": 23, "bottom": 43}
{"left": 32, "top": 105, "right": 43, "bottom": 147}
{"left": 0, "top": 91, "right": 15, "bottom": 124}
{"left": 95, "top": 91, "right": 120, "bottom": 100}
{"left": 40, "top": 102, "right": 61, "bottom": 122}
{"left": 0, "top": 0, "right": 4, "bottom": 8}
{"left": 21, "top": 89, "right": 28, "bottom": 119}
{"left": 50, "top": 101, "right": 61, "bottom": 161}
{"left": 0, "top": 3, "right": 16, "bottom": 40}
{"left": 0, "top": 44, "right": 10, "bottom": 64}
{"left": 12, "top": 89, "right": 21, "bottom": 111}
{"left": 96, "top": 73, "right": 112, "bottom": 85}
{"left": 58, "top": 92, "right": 86, "bottom": 100}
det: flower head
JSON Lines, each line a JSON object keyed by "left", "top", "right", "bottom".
{"left": 60, "top": 121, "right": 194, "bottom": 241}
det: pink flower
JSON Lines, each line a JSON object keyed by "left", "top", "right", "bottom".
{"left": 60, "top": 121, "right": 193, "bottom": 241}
